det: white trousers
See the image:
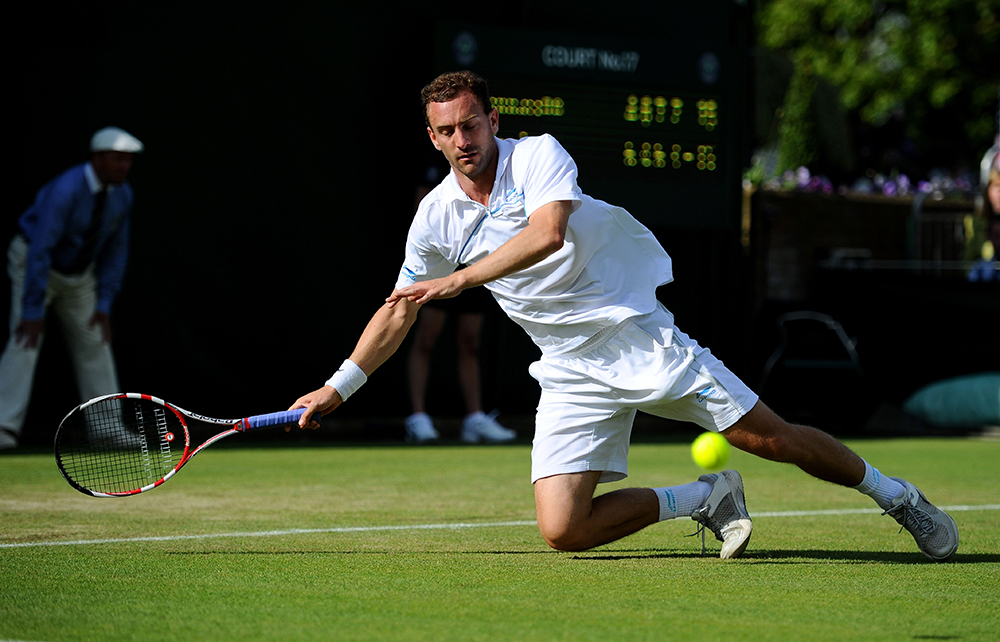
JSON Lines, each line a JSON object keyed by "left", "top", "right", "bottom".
{"left": 0, "top": 236, "right": 119, "bottom": 434}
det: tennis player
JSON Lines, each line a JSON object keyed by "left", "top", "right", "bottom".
{"left": 291, "top": 71, "right": 958, "bottom": 561}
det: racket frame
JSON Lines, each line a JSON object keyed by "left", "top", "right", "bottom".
{"left": 54, "top": 392, "right": 304, "bottom": 497}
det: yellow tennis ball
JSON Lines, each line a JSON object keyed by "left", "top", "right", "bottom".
{"left": 691, "top": 432, "right": 730, "bottom": 471}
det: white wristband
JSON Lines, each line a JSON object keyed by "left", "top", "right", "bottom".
{"left": 325, "top": 359, "right": 367, "bottom": 401}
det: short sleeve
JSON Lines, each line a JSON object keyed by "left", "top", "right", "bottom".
{"left": 394, "top": 211, "right": 457, "bottom": 290}
{"left": 515, "top": 135, "right": 583, "bottom": 217}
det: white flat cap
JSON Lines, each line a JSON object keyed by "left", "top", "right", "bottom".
{"left": 90, "top": 127, "right": 144, "bottom": 153}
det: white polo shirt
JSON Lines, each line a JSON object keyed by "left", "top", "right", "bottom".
{"left": 397, "top": 134, "right": 673, "bottom": 356}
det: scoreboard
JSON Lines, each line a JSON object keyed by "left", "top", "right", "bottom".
{"left": 434, "top": 16, "right": 750, "bottom": 231}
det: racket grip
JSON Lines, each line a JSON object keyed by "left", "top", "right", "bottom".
{"left": 238, "top": 409, "right": 319, "bottom": 431}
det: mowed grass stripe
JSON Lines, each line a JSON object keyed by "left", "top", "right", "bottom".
{"left": 3, "top": 504, "right": 997, "bottom": 549}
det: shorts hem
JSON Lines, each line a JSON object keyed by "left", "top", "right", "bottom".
{"left": 531, "top": 462, "right": 628, "bottom": 485}
{"left": 712, "top": 392, "right": 759, "bottom": 432}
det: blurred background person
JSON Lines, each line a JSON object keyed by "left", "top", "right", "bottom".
{"left": 404, "top": 154, "right": 516, "bottom": 445}
{"left": 405, "top": 283, "right": 517, "bottom": 444}
{"left": 968, "top": 153, "right": 1000, "bottom": 283}
{"left": 0, "top": 127, "right": 143, "bottom": 451}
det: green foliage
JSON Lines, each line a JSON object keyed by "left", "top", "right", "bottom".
{"left": 759, "top": 0, "right": 1000, "bottom": 147}
{"left": 777, "top": 53, "right": 819, "bottom": 171}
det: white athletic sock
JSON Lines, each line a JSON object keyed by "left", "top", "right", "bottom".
{"left": 853, "top": 461, "right": 905, "bottom": 510}
{"left": 653, "top": 481, "right": 712, "bottom": 521}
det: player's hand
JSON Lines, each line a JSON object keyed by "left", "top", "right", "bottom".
{"left": 387, "top": 275, "right": 464, "bottom": 307}
{"left": 14, "top": 319, "right": 45, "bottom": 349}
{"left": 288, "top": 386, "right": 342, "bottom": 430}
{"left": 89, "top": 312, "right": 112, "bottom": 343}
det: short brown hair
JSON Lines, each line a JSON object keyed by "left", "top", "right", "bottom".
{"left": 420, "top": 71, "right": 492, "bottom": 126}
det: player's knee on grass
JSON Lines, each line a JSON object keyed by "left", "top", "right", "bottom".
{"left": 534, "top": 471, "right": 604, "bottom": 551}
{"left": 536, "top": 515, "right": 591, "bottom": 552}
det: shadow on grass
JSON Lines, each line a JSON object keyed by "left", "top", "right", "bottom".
{"left": 572, "top": 548, "right": 999, "bottom": 564}
{"left": 161, "top": 548, "right": 998, "bottom": 564}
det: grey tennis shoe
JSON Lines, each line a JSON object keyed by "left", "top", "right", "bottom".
{"left": 691, "top": 469, "right": 753, "bottom": 559}
{"left": 884, "top": 477, "right": 959, "bottom": 561}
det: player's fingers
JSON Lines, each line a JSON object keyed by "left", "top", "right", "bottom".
{"left": 386, "top": 288, "right": 413, "bottom": 308}
{"left": 298, "top": 403, "right": 318, "bottom": 428}
{"left": 302, "top": 403, "right": 322, "bottom": 429}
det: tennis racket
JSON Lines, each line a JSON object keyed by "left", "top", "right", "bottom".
{"left": 54, "top": 392, "right": 315, "bottom": 497}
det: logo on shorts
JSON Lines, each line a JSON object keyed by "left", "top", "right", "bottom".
{"left": 696, "top": 386, "right": 716, "bottom": 404}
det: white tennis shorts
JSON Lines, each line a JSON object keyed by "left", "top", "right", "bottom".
{"left": 529, "top": 305, "right": 758, "bottom": 484}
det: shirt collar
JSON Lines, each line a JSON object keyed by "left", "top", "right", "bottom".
{"left": 84, "top": 162, "right": 112, "bottom": 194}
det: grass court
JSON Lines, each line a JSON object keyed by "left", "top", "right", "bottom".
{"left": 2, "top": 433, "right": 999, "bottom": 641}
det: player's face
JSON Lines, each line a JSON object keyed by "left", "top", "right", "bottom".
{"left": 426, "top": 91, "right": 499, "bottom": 182}
{"left": 91, "top": 151, "right": 134, "bottom": 185}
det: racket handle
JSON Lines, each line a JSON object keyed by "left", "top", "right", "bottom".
{"left": 237, "top": 408, "right": 318, "bottom": 431}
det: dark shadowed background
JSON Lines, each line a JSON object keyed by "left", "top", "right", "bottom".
{"left": 8, "top": 1, "right": 996, "bottom": 445}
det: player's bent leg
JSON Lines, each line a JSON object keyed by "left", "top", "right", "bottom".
{"left": 533, "top": 471, "right": 659, "bottom": 551}
{"left": 724, "top": 401, "right": 865, "bottom": 487}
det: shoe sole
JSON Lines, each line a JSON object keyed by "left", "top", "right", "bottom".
{"left": 720, "top": 519, "right": 753, "bottom": 559}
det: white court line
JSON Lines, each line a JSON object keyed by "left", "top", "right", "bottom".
{"left": 0, "top": 520, "right": 539, "bottom": 549}
{"left": 757, "top": 504, "right": 1000, "bottom": 517}
{"left": 2, "top": 505, "right": 998, "bottom": 549}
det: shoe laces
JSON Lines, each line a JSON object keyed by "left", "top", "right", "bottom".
{"left": 883, "top": 500, "right": 935, "bottom": 536}
{"left": 685, "top": 523, "right": 709, "bottom": 556}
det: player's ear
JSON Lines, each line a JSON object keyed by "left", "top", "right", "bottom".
{"left": 489, "top": 108, "right": 499, "bottom": 134}
{"left": 427, "top": 126, "right": 442, "bottom": 151}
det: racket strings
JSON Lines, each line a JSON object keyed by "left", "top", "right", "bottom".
{"left": 55, "top": 397, "right": 186, "bottom": 495}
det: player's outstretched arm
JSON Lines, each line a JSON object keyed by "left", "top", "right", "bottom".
{"left": 290, "top": 297, "right": 421, "bottom": 428}
{"left": 387, "top": 200, "right": 573, "bottom": 307}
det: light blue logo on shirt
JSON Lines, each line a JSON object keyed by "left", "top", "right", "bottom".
{"left": 696, "top": 386, "right": 716, "bottom": 404}
{"left": 490, "top": 187, "right": 525, "bottom": 215}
